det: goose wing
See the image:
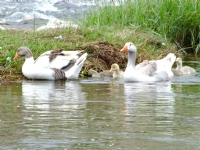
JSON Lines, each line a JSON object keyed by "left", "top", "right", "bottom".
{"left": 135, "top": 60, "right": 149, "bottom": 70}
{"left": 34, "top": 49, "right": 83, "bottom": 69}
{"left": 137, "top": 61, "right": 157, "bottom": 76}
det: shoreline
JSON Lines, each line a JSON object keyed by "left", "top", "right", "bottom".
{"left": 0, "top": 26, "right": 178, "bottom": 82}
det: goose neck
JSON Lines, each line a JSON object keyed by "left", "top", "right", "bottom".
{"left": 24, "top": 57, "right": 35, "bottom": 66}
{"left": 127, "top": 51, "right": 136, "bottom": 68}
{"left": 176, "top": 62, "right": 182, "bottom": 70}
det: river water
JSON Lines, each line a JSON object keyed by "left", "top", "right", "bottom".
{"left": 0, "top": 0, "right": 114, "bottom": 30}
{"left": 1, "top": 1, "right": 200, "bottom": 149}
{"left": 1, "top": 59, "right": 200, "bottom": 149}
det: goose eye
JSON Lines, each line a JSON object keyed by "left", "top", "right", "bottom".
{"left": 129, "top": 44, "right": 132, "bottom": 46}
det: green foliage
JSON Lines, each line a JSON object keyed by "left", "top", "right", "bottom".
{"left": 0, "top": 20, "right": 176, "bottom": 79}
{"left": 82, "top": 0, "right": 200, "bottom": 53}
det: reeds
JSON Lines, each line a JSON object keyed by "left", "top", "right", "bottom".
{"left": 83, "top": 0, "right": 200, "bottom": 53}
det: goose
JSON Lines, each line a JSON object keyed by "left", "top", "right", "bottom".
{"left": 135, "top": 55, "right": 175, "bottom": 77}
{"left": 149, "top": 53, "right": 176, "bottom": 77}
{"left": 13, "top": 46, "right": 88, "bottom": 80}
{"left": 110, "top": 63, "right": 124, "bottom": 78}
{"left": 136, "top": 60, "right": 157, "bottom": 76}
{"left": 120, "top": 42, "right": 175, "bottom": 82}
{"left": 135, "top": 60, "right": 149, "bottom": 70}
{"left": 175, "top": 57, "right": 196, "bottom": 75}
{"left": 102, "top": 70, "right": 113, "bottom": 77}
{"left": 88, "top": 69, "right": 113, "bottom": 77}
{"left": 88, "top": 69, "right": 101, "bottom": 77}
{"left": 171, "top": 68, "right": 183, "bottom": 76}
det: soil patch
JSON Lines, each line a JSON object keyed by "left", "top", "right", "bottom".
{"left": 80, "top": 41, "right": 127, "bottom": 72}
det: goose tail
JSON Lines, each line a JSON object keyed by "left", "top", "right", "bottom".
{"left": 65, "top": 53, "right": 88, "bottom": 79}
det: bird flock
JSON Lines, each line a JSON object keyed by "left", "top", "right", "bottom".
{"left": 14, "top": 42, "right": 196, "bottom": 82}
{"left": 89, "top": 42, "right": 196, "bottom": 82}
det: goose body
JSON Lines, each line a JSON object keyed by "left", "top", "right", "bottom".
{"left": 136, "top": 60, "right": 157, "bottom": 76}
{"left": 14, "top": 46, "right": 87, "bottom": 80}
{"left": 171, "top": 68, "right": 183, "bottom": 76}
{"left": 149, "top": 53, "right": 176, "bottom": 77}
{"left": 175, "top": 57, "right": 196, "bottom": 75}
{"left": 88, "top": 69, "right": 113, "bottom": 77}
{"left": 110, "top": 63, "right": 124, "bottom": 78}
{"left": 88, "top": 69, "right": 101, "bottom": 77}
{"left": 101, "top": 70, "right": 113, "bottom": 77}
{"left": 135, "top": 60, "right": 149, "bottom": 70}
{"left": 121, "top": 42, "right": 175, "bottom": 82}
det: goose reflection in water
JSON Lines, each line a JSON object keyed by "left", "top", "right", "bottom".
{"left": 123, "top": 82, "right": 176, "bottom": 136}
{"left": 22, "top": 80, "right": 86, "bottom": 111}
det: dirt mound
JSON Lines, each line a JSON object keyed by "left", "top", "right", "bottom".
{"left": 80, "top": 41, "right": 127, "bottom": 73}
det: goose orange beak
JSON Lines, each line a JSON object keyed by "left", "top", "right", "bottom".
{"left": 120, "top": 45, "right": 128, "bottom": 52}
{"left": 110, "top": 67, "right": 113, "bottom": 72}
{"left": 13, "top": 52, "right": 19, "bottom": 60}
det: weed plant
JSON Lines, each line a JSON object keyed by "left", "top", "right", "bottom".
{"left": 82, "top": 0, "right": 200, "bottom": 53}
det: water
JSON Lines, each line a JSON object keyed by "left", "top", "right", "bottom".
{"left": 0, "top": 0, "right": 112, "bottom": 30}
{"left": 1, "top": 59, "right": 200, "bottom": 149}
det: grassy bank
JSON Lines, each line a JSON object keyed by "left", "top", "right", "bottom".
{"left": 83, "top": 0, "right": 200, "bottom": 53}
{"left": 0, "top": 25, "right": 176, "bottom": 81}
{"left": 3, "top": 0, "right": 193, "bottom": 81}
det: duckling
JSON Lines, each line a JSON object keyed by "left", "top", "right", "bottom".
{"left": 110, "top": 63, "right": 124, "bottom": 78}
{"left": 175, "top": 57, "right": 196, "bottom": 75}
{"left": 171, "top": 68, "right": 183, "bottom": 76}
{"left": 88, "top": 69, "right": 101, "bottom": 77}
{"left": 88, "top": 69, "right": 113, "bottom": 77}
{"left": 100, "top": 70, "right": 113, "bottom": 77}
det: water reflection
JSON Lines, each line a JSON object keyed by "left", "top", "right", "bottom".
{"left": 172, "top": 75, "right": 200, "bottom": 84}
{"left": 1, "top": 75, "right": 200, "bottom": 149}
{"left": 123, "top": 82, "right": 175, "bottom": 113}
{"left": 22, "top": 80, "right": 86, "bottom": 110}
{"left": 14, "top": 80, "right": 90, "bottom": 149}
{"left": 123, "top": 82, "right": 176, "bottom": 136}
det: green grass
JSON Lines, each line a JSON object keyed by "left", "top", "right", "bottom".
{"left": 82, "top": 0, "right": 200, "bottom": 53}
{"left": 0, "top": 25, "right": 176, "bottom": 80}
{"left": 3, "top": 0, "right": 189, "bottom": 79}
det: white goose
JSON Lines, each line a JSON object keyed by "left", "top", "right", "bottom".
{"left": 175, "top": 57, "right": 196, "bottom": 75}
{"left": 110, "top": 63, "right": 124, "bottom": 78}
{"left": 135, "top": 60, "right": 149, "bottom": 70}
{"left": 121, "top": 42, "right": 175, "bottom": 82}
{"left": 14, "top": 46, "right": 88, "bottom": 80}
